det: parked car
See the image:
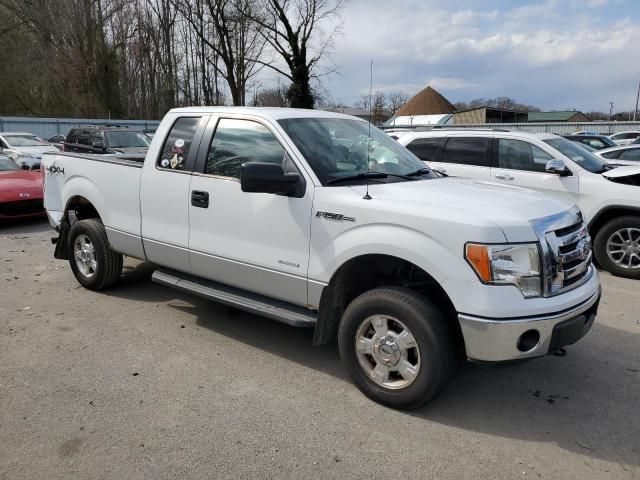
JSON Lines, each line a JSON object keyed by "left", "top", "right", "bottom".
{"left": 596, "top": 145, "right": 640, "bottom": 167}
{"left": 63, "top": 125, "right": 150, "bottom": 156}
{"left": 0, "top": 153, "right": 44, "bottom": 220}
{"left": 562, "top": 134, "right": 617, "bottom": 150}
{"left": 43, "top": 107, "right": 600, "bottom": 409}
{"left": 398, "top": 128, "right": 640, "bottom": 278}
{"left": 0, "top": 132, "right": 58, "bottom": 168}
{"left": 47, "top": 134, "right": 66, "bottom": 144}
{"left": 609, "top": 131, "right": 640, "bottom": 146}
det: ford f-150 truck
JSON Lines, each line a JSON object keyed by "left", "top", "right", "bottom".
{"left": 43, "top": 107, "right": 601, "bottom": 409}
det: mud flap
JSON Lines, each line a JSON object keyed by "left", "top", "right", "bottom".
{"left": 53, "top": 216, "right": 70, "bottom": 260}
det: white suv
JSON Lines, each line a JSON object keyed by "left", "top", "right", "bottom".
{"left": 609, "top": 131, "right": 640, "bottom": 146}
{"left": 397, "top": 129, "right": 640, "bottom": 278}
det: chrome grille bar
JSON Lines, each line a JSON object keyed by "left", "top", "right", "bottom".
{"left": 531, "top": 207, "right": 593, "bottom": 296}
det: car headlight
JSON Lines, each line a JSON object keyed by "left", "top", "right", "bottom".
{"left": 465, "top": 243, "right": 542, "bottom": 298}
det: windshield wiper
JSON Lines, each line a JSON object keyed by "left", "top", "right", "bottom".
{"left": 405, "top": 167, "right": 432, "bottom": 177}
{"left": 326, "top": 172, "right": 388, "bottom": 185}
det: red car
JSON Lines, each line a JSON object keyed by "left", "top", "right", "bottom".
{"left": 0, "top": 154, "right": 44, "bottom": 220}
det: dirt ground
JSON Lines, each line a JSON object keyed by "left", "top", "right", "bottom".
{"left": 1, "top": 218, "right": 639, "bottom": 479}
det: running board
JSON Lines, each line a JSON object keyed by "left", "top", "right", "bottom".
{"left": 152, "top": 269, "right": 317, "bottom": 328}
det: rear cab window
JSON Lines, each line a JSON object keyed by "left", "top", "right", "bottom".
{"left": 157, "top": 117, "right": 201, "bottom": 171}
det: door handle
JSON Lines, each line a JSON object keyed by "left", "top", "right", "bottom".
{"left": 495, "top": 174, "right": 514, "bottom": 180}
{"left": 191, "top": 190, "right": 209, "bottom": 208}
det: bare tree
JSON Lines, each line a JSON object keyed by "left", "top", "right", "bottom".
{"left": 247, "top": 0, "right": 344, "bottom": 108}
{"left": 254, "top": 85, "right": 289, "bottom": 106}
{"left": 173, "top": 0, "right": 266, "bottom": 106}
{"left": 387, "top": 92, "right": 409, "bottom": 116}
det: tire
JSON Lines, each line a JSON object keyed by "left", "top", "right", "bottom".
{"left": 67, "top": 219, "right": 123, "bottom": 290}
{"left": 593, "top": 216, "right": 640, "bottom": 279}
{"left": 338, "top": 286, "right": 457, "bottom": 410}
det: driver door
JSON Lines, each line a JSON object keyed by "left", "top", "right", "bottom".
{"left": 187, "top": 116, "right": 313, "bottom": 306}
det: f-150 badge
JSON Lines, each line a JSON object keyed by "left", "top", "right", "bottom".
{"left": 316, "top": 211, "right": 355, "bottom": 222}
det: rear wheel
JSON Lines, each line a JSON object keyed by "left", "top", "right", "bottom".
{"left": 338, "top": 287, "right": 456, "bottom": 410}
{"left": 594, "top": 216, "right": 640, "bottom": 279}
{"left": 68, "top": 219, "right": 123, "bottom": 290}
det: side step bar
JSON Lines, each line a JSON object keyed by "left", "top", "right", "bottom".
{"left": 152, "top": 269, "right": 317, "bottom": 328}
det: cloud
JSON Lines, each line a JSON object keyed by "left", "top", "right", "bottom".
{"left": 264, "top": 0, "right": 640, "bottom": 111}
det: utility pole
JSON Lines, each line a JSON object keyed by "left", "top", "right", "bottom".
{"left": 609, "top": 102, "right": 614, "bottom": 134}
{"left": 634, "top": 75, "right": 640, "bottom": 122}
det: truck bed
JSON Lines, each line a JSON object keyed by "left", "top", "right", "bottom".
{"left": 42, "top": 152, "right": 144, "bottom": 239}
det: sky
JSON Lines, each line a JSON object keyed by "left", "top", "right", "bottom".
{"left": 263, "top": 0, "right": 640, "bottom": 112}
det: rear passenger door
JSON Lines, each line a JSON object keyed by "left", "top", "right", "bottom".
{"left": 437, "top": 136, "right": 493, "bottom": 180}
{"left": 491, "top": 138, "right": 579, "bottom": 205}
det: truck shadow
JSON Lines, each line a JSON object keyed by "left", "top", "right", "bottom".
{"left": 109, "top": 261, "right": 640, "bottom": 469}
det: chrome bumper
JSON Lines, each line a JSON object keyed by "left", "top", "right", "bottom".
{"left": 458, "top": 288, "right": 601, "bottom": 362}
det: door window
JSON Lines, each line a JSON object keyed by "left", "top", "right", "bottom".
{"left": 405, "top": 137, "right": 445, "bottom": 162}
{"left": 205, "top": 119, "right": 286, "bottom": 179}
{"left": 158, "top": 117, "right": 201, "bottom": 170}
{"left": 497, "top": 138, "right": 553, "bottom": 172}
{"left": 441, "top": 137, "right": 490, "bottom": 167}
{"left": 77, "top": 131, "right": 92, "bottom": 146}
{"left": 619, "top": 148, "right": 640, "bottom": 161}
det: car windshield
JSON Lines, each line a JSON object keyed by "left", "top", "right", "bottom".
{"left": 104, "top": 131, "right": 150, "bottom": 148}
{"left": 0, "top": 155, "right": 20, "bottom": 171}
{"left": 4, "top": 135, "right": 49, "bottom": 147}
{"left": 277, "top": 118, "right": 433, "bottom": 185}
{"left": 544, "top": 137, "right": 611, "bottom": 173}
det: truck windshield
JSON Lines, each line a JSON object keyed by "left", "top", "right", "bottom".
{"left": 104, "top": 131, "right": 150, "bottom": 148}
{"left": 544, "top": 137, "right": 611, "bottom": 173}
{"left": 278, "top": 117, "right": 433, "bottom": 185}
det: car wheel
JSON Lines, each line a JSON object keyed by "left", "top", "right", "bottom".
{"left": 594, "top": 216, "right": 640, "bottom": 279}
{"left": 338, "top": 286, "right": 457, "bottom": 410}
{"left": 68, "top": 219, "right": 123, "bottom": 290}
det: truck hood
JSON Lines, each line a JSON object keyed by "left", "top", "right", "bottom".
{"left": 349, "top": 177, "right": 575, "bottom": 242}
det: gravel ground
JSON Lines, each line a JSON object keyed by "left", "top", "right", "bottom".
{"left": 1, "top": 218, "right": 639, "bottom": 480}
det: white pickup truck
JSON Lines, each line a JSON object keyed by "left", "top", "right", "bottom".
{"left": 43, "top": 107, "right": 600, "bottom": 409}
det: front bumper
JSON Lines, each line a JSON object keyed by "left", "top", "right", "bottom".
{"left": 458, "top": 287, "right": 600, "bottom": 362}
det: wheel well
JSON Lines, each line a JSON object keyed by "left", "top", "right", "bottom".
{"left": 53, "top": 196, "right": 101, "bottom": 261}
{"left": 313, "top": 254, "right": 461, "bottom": 348}
{"left": 589, "top": 207, "right": 640, "bottom": 239}
{"left": 65, "top": 196, "right": 101, "bottom": 221}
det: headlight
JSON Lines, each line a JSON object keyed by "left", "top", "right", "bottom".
{"left": 465, "top": 243, "right": 542, "bottom": 298}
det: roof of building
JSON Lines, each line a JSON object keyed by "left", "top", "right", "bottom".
{"left": 396, "top": 86, "right": 455, "bottom": 116}
{"left": 453, "top": 106, "right": 526, "bottom": 114}
{"left": 527, "top": 111, "right": 589, "bottom": 122}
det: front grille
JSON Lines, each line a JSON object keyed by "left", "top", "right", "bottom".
{"left": 532, "top": 207, "right": 593, "bottom": 297}
{"left": 0, "top": 199, "right": 44, "bottom": 216}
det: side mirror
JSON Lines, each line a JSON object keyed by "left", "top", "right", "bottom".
{"left": 241, "top": 162, "right": 302, "bottom": 197}
{"left": 21, "top": 163, "right": 30, "bottom": 170}
{"left": 92, "top": 141, "right": 105, "bottom": 150}
{"left": 545, "top": 159, "right": 570, "bottom": 176}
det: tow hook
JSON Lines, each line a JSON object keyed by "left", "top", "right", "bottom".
{"left": 549, "top": 348, "right": 567, "bottom": 357}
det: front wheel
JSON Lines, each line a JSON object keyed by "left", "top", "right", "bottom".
{"left": 338, "top": 287, "right": 456, "bottom": 410}
{"left": 68, "top": 219, "right": 123, "bottom": 290}
{"left": 594, "top": 216, "right": 640, "bottom": 279}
